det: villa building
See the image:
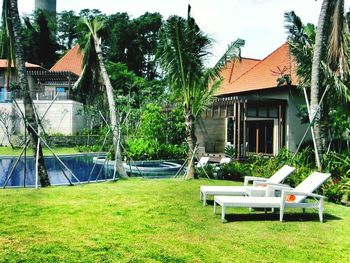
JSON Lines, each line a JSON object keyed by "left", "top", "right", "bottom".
{"left": 0, "top": 46, "right": 84, "bottom": 145}
{"left": 196, "top": 43, "right": 310, "bottom": 157}
{"left": 1, "top": 42, "right": 310, "bottom": 154}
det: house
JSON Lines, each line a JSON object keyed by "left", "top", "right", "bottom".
{"left": 196, "top": 43, "right": 310, "bottom": 157}
{"left": 0, "top": 46, "right": 85, "bottom": 146}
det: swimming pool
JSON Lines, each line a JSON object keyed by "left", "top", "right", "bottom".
{"left": 0, "top": 154, "right": 113, "bottom": 188}
{"left": 93, "top": 157, "right": 182, "bottom": 177}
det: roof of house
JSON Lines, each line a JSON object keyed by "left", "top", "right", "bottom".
{"left": 0, "top": 59, "right": 41, "bottom": 69}
{"left": 217, "top": 42, "right": 298, "bottom": 96}
{"left": 219, "top": 57, "right": 260, "bottom": 84}
{"left": 50, "top": 44, "right": 83, "bottom": 76}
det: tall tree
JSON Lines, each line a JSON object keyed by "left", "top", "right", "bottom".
{"left": 57, "top": 10, "right": 79, "bottom": 50}
{"left": 157, "top": 5, "right": 244, "bottom": 179}
{"left": 22, "top": 10, "right": 59, "bottom": 68}
{"left": 285, "top": 4, "right": 350, "bottom": 167}
{"left": 77, "top": 17, "right": 127, "bottom": 178}
{"left": 309, "top": 0, "right": 348, "bottom": 169}
{"left": 310, "top": 0, "right": 330, "bottom": 169}
{"left": 1, "top": 0, "right": 50, "bottom": 186}
{"left": 104, "top": 12, "right": 162, "bottom": 79}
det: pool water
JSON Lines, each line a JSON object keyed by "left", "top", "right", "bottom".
{"left": 0, "top": 154, "right": 113, "bottom": 188}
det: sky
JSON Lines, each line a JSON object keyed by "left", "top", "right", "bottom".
{"left": 16, "top": 0, "right": 350, "bottom": 65}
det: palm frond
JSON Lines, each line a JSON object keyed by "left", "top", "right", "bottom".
{"left": 284, "top": 11, "right": 314, "bottom": 90}
{"left": 75, "top": 17, "right": 105, "bottom": 103}
{"left": 322, "top": 61, "right": 350, "bottom": 103}
{"left": 328, "top": 0, "right": 348, "bottom": 77}
{"left": 210, "top": 38, "right": 245, "bottom": 80}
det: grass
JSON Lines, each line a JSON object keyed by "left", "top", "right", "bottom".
{"left": 0, "top": 146, "right": 81, "bottom": 156}
{"left": 0, "top": 179, "right": 349, "bottom": 262}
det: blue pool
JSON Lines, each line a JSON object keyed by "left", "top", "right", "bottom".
{"left": 0, "top": 154, "right": 114, "bottom": 188}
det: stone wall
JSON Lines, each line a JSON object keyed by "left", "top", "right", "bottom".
{"left": 0, "top": 100, "right": 86, "bottom": 146}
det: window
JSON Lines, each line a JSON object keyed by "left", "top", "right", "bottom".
{"left": 258, "top": 106, "right": 268, "bottom": 117}
{"left": 247, "top": 104, "right": 279, "bottom": 118}
{"left": 0, "top": 87, "right": 4, "bottom": 101}
{"left": 56, "top": 87, "right": 66, "bottom": 93}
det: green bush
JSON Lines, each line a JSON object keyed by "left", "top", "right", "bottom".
{"left": 322, "top": 151, "right": 350, "bottom": 203}
{"left": 224, "top": 145, "right": 236, "bottom": 159}
{"left": 323, "top": 178, "right": 350, "bottom": 204}
{"left": 195, "top": 165, "right": 216, "bottom": 179}
{"left": 217, "top": 161, "right": 250, "bottom": 181}
{"left": 126, "top": 138, "right": 186, "bottom": 160}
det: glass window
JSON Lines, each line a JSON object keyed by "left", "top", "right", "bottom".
{"left": 0, "top": 87, "right": 4, "bottom": 101}
{"left": 226, "top": 117, "right": 234, "bottom": 144}
{"left": 269, "top": 107, "right": 278, "bottom": 118}
{"left": 56, "top": 87, "right": 66, "bottom": 93}
{"left": 247, "top": 106, "right": 257, "bottom": 117}
{"left": 258, "top": 106, "right": 268, "bottom": 117}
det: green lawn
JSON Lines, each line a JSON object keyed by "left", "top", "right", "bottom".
{"left": 0, "top": 146, "right": 81, "bottom": 156}
{"left": 0, "top": 179, "right": 349, "bottom": 262}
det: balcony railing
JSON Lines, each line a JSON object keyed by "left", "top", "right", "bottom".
{"left": 0, "top": 91, "right": 77, "bottom": 102}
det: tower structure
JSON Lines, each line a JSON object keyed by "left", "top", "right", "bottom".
{"left": 35, "top": 0, "right": 57, "bottom": 14}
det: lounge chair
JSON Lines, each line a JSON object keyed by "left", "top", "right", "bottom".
{"left": 213, "top": 171, "right": 331, "bottom": 223}
{"left": 196, "top": 157, "right": 210, "bottom": 168}
{"left": 200, "top": 165, "right": 296, "bottom": 205}
{"left": 218, "top": 157, "right": 231, "bottom": 165}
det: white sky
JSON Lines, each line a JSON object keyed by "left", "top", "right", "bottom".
{"left": 17, "top": 0, "right": 350, "bottom": 64}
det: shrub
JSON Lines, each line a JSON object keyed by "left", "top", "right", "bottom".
{"left": 224, "top": 145, "right": 236, "bottom": 159}
{"left": 323, "top": 178, "right": 350, "bottom": 204}
{"left": 217, "top": 161, "right": 250, "bottom": 181}
{"left": 125, "top": 138, "right": 186, "bottom": 160}
{"left": 195, "top": 165, "right": 216, "bottom": 179}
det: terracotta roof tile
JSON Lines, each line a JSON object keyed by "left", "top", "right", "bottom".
{"left": 50, "top": 44, "right": 83, "bottom": 76}
{"left": 219, "top": 57, "right": 260, "bottom": 84}
{"left": 0, "top": 59, "right": 41, "bottom": 69}
{"left": 217, "top": 43, "right": 298, "bottom": 95}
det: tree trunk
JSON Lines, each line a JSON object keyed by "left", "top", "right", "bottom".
{"left": 9, "top": 0, "right": 50, "bottom": 186}
{"left": 310, "top": 0, "right": 330, "bottom": 170}
{"left": 185, "top": 110, "right": 196, "bottom": 179}
{"left": 93, "top": 37, "right": 128, "bottom": 178}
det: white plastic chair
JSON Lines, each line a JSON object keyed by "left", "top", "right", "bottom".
{"left": 213, "top": 172, "right": 331, "bottom": 223}
{"left": 200, "top": 165, "right": 296, "bottom": 205}
{"left": 196, "top": 157, "right": 210, "bottom": 168}
{"left": 219, "top": 157, "right": 231, "bottom": 165}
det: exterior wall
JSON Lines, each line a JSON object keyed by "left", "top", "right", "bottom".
{"left": 195, "top": 117, "right": 226, "bottom": 153}
{"left": 0, "top": 100, "right": 85, "bottom": 146}
{"left": 238, "top": 88, "right": 311, "bottom": 153}
{"left": 195, "top": 87, "right": 312, "bottom": 155}
{"left": 286, "top": 91, "right": 311, "bottom": 152}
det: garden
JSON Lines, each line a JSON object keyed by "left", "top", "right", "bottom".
{"left": 0, "top": 179, "right": 350, "bottom": 262}
{"left": 0, "top": 0, "right": 350, "bottom": 262}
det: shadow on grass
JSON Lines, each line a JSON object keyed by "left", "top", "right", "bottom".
{"left": 219, "top": 212, "right": 341, "bottom": 223}
{"left": 204, "top": 201, "right": 341, "bottom": 222}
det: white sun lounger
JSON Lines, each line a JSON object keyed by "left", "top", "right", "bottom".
{"left": 214, "top": 172, "right": 331, "bottom": 223}
{"left": 200, "top": 165, "right": 296, "bottom": 205}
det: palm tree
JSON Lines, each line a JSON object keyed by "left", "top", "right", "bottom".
{"left": 77, "top": 17, "right": 127, "bottom": 178}
{"left": 310, "top": 0, "right": 348, "bottom": 169}
{"left": 286, "top": 2, "right": 350, "bottom": 169}
{"left": 1, "top": 0, "right": 50, "bottom": 186}
{"left": 310, "top": 0, "right": 330, "bottom": 170}
{"left": 157, "top": 5, "right": 244, "bottom": 179}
